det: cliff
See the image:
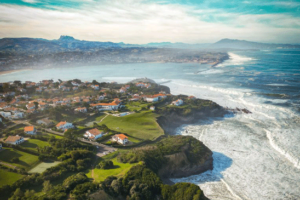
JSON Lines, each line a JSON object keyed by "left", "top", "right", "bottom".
{"left": 157, "top": 103, "right": 227, "bottom": 135}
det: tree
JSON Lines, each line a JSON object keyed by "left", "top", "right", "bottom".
{"left": 43, "top": 180, "right": 53, "bottom": 193}
{"left": 33, "top": 102, "right": 39, "bottom": 110}
{"left": 11, "top": 157, "right": 19, "bottom": 163}
{"left": 24, "top": 190, "right": 35, "bottom": 198}
{"left": 8, "top": 188, "right": 23, "bottom": 200}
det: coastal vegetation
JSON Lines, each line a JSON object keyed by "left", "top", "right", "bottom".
{"left": 0, "top": 78, "right": 227, "bottom": 199}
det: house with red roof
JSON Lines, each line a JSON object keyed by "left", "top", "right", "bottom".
{"left": 112, "top": 134, "right": 128, "bottom": 145}
{"left": 84, "top": 128, "right": 104, "bottom": 140}
{"left": 24, "top": 126, "right": 37, "bottom": 135}
{"left": 5, "top": 135, "right": 24, "bottom": 145}
{"left": 56, "top": 121, "right": 74, "bottom": 131}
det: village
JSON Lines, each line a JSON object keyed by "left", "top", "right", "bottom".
{"left": 0, "top": 78, "right": 202, "bottom": 185}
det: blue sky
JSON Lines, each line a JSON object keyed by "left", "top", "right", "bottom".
{"left": 0, "top": 0, "right": 299, "bottom": 43}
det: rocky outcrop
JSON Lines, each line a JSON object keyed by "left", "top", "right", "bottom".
{"left": 158, "top": 150, "right": 213, "bottom": 179}
{"left": 157, "top": 106, "right": 227, "bottom": 135}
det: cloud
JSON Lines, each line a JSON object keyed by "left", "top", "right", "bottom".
{"left": 0, "top": 0, "right": 299, "bottom": 43}
{"left": 22, "top": 0, "right": 39, "bottom": 3}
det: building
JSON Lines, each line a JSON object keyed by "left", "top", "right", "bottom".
{"left": 188, "top": 96, "right": 196, "bottom": 100}
{"left": 24, "top": 126, "right": 37, "bottom": 135}
{"left": 56, "top": 121, "right": 74, "bottom": 131}
{"left": 36, "top": 118, "right": 54, "bottom": 127}
{"left": 5, "top": 135, "right": 24, "bottom": 145}
{"left": 171, "top": 99, "right": 184, "bottom": 106}
{"left": 144, "top": 94, "right": 167, "bottom": 102}
{"left": 84, "top": 128, "right": 104, "bottom": 140}
{"left": 0, "top": 111, "right": 12, "bottom": 118}
{"left": 26, "top": 103, "right": 36, "bottom": 110}
{"left": 112, "top": 134, "right": 128, "bottom": 145}
{"left": 75, "top": 107, "right": 87, "bottom": 113}
{"left": 150, "top": 106, "right": 155, "bottom": 111}
{"left": 90, "top": 99, "right": 122, "bottom": 111}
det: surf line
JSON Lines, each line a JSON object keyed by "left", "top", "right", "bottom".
{"left": 264, "top": 129, "right": 300, "bottom": 169}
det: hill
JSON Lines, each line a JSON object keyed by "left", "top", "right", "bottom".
{"left": 209, "top": 38, "right": 300, "bottom": 50}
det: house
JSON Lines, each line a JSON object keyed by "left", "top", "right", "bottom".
{"left": 135, "top": 82, "right": 151, "bottom": 88}
{"left": 84, "top": 128, "right": 104, "bottom": 140}
{"left": 71, "top": 81, "right": 80, "bottom": 86}
{"left": 91, "top": 85, "right": 100, "bottom": 90}
{"left": 150, "top": 106, "right": 155, "bottom": 111}
{"left": 112, "top": 134, "right": 128, "bottom": 145}
{"left": 36, "top": 87, "right": 43, "bottom": 92}
{"left": 56, "top": 121, "right": 74, "bottom": 131}
{"left": 11, "top": 111, "right": 24, "bottom": 119}
{"left": 119, "top": 87, "right": 127, "bottom": 93}
{"left": 90, "top": 99, "right": 122, "bottom": 111}
{"left": 5, "top": 135, "right": 24, "bottom": 145}
{"left": 75, "top": 107, "right": 87, "bottom": 113}
{"left": 0, "top": 111, "right": 12, "bottom": 118}
{"left": 171, "top": 99, "right": 183, "bottom": 106}
{"left": 62, "top": 87, "right": 70, "bottom": 92}
{"left": 26, "top": 103, "right": 36, "bottom": 110}
{"left": 188, "top": 96, "right": 196, "bottom": 100}
{"left": 144, "top": 94, "right": 167, "bottom": 102}
{"left": 24, "top": 126, "right": 37, "bottom": 135}
{"left": 36, "top": 118, "right": 54, "bottom": 127}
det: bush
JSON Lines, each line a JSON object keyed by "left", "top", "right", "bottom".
{"left": 97, "top": 161, "right": 114, "bottom": 169}
{"left": 11, "top": 157, "right": 19, "bottom": 163}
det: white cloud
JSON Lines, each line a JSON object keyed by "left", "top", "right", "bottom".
{"left": 22, "top": 0, "right": 39, "bottom": 3}
{"left": 0, "top": 1, "right": 299, "bottom": 43}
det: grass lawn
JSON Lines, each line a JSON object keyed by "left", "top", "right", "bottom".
{"left": 86, "top": 157, "right": 137, "bottom": 182}
{"left": 0, "top": 169, "right": 23, "bottom": 187}
{"left": 44, "top": 132, "right": 64, "bottom": 139}
{"left": 0, "top": 148, "right": 40, "bottom": 170}
{"left": 125, "top": 101, "right": 149, "bottom": 111}
{"left": 29, "top": 161, "right": 61, "bottom": 173}
{"left": 99, "top": 111, "right": 164, "bottom": 140}
{"left": 20, "top": 139, "right": 50, "bottom": 152}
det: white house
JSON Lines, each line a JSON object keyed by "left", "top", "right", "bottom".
{"left": 0, "top": 111, "right": 12, "bottom": 118}
{"left": 71, "top": 81, "right": 80, "bottom": 86}
{"left": 112, "top": 134, "right": 128, "bottom": 145}
{"left": 75, "top": 107, "right": 87, "bottom": 113}
{"left": 24, "top": 126, "right": 37, "bottom": 135}
{"left": 5, "top": 135, "right": 25, "bottom": 145}
{"left": 11, "top": 111, "right": 24, "bottom": 119}
{"left": 91, "top": 85, "right": 100, "bottom": 90}
{"left": 91, "top": 99, "right": 122, "bottom": 111}
{"left": 84, "top": 128, "right": 104, "bottom": 140}
{"left": 56, "top": 121, "right": 74, "bottom": 131}
{"left": 144, "top": 94, "right": 167, "bottom": 102}
{"left": 37, "top": 118, "right": 53, "bottom": 127}
{"left": 171, "top": 99, "right": 184, "bottom": 106}
{"left": 150, "top": 106, "right": 155, "bottom": 111}
{"left": 26, "top": 103, "right": 36, "bottom": 110}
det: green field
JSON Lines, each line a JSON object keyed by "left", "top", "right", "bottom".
{"left": 99, "top": 111, "right": 164, "bottom": 140}
{"left": 20, "top": 139, "right": 50, "bottom": 152}
{"left": 86, "top": 157, "right": 137, "bottom": 182}
{"left": 0, "top": 169, "right": 23, "bottom": 187}
{"left": 29, "top": 161, "right": 61, "bottom": 173}
{"left": 0, "top": 148, "right": 40, "bottom": 170}
{"left": 125, "top": 101, "right": 148, "bottom": 111}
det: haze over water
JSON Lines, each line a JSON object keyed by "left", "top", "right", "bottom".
{"left": 1, "top": 50, "right": 300, "bottom": 199}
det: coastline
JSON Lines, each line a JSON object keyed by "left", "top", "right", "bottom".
{"left": 0, "top": 69, "right": 31, "bottom": 76}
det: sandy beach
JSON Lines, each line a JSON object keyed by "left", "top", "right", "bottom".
{"left": 0, "top": 69, "right": 30, "bottom": 75}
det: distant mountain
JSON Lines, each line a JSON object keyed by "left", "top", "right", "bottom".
{"left": 0, "top": 36, "right": 131, "bottom": 53}
{"left": 209, "top": 38, "right": 300, "bottom": 50}
{"left": 145, "top": 42, "right": 210, "bottom": 49}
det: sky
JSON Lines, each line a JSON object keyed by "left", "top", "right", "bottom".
{"left": 0, "top": 0, "right": 300, "bottom": 44}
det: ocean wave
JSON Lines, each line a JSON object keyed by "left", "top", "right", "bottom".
{"left": 264, "top": 129, "right": 300, "bottom": 169}
{"left": 217, "top": 52, "right": 256, "bottom": 67}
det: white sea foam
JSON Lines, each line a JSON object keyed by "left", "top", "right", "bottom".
{"left": 217, "top": 52, "right": 256, "bottom": 67}
{"left": 164, "top": 79, "right": 300, "bottom": 200}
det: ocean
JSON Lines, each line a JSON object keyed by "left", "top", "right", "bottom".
{"left": 1, "top": 50, "right": 300, "bottom": 199}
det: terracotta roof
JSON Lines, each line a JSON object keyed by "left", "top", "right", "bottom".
{"left": 5, "top": 135, "right": 22, "bottom": 143}
{"left": 115, "top": 134, "right": 128, "bottom": 140}
{"left": 24, "top": 126, "right": 35, "bottom": 132}
{"left": 56, "top": 121, "right": 67, "bottom": 127}
{"left": 87, "top": 128, "right": 103, "bottom": 136}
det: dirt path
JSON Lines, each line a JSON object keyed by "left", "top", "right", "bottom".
{"left": 0, "top": 161, "right": 20, "bottom": 169}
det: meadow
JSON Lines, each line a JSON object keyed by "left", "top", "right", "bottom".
{"left": 20, "top": 139, "right": 50, "bottom": 152}
{"left": 99, "top": 111, "right": 164, "bottom": 140}
{"left": 0, "top": 148, "right": 40, "bottom": 170}
{"left": 0, "top": 169, "right": 23, "bottom": 187}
